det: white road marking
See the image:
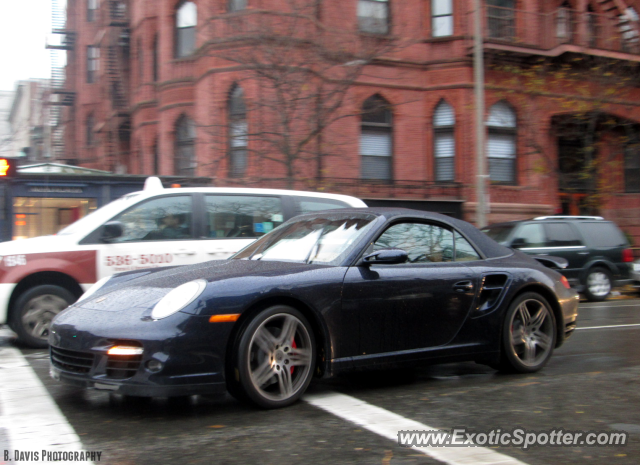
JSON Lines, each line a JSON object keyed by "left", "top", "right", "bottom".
{"left": 576, "top": 323, "right": 640, "bottom": 330}
{"left": 305, "top": 391, "right": 528, "bottom": 465}
{"left": 0, "top": 347, "right": 94, "bottom": 465}
{"left": 579, "top": 304, "right": 640, "bottom": 309}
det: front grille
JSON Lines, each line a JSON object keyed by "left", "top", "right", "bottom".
{"left": 106, "top": 354, "right": 142, "bottom": 379}
{"left": 50, "top": 346, "right": 94, "bottom": 374}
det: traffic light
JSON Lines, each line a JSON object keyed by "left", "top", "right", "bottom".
{"left": 0, "top": 158, "right": 17, "bottom": 178}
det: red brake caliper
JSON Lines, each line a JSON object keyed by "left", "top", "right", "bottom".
{"left": 290, "top": 339, "right": 296, "bottom": 374}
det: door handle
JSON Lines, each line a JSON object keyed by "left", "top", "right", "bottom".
{"left": 577, "top": 252, "right": 589, "bottom": 255}
{"left": 176, "top": 249, "right": 196, "bottom": 256}
{"left": 453, "top": 281, "right": 474, "bottom": 292}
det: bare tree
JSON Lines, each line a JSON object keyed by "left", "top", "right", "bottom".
{"left": 201, "top": 0, "right": 410, "bottom": 188}
{"left": 488, "top": 53, "right": 640, "bottom": 212}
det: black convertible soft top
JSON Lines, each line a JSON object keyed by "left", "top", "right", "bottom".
{"left": 292, "top": 207, "right": 514, "bottom": 260}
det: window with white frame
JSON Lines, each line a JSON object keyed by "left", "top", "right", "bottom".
{"left": 433, "top": 100, "right": 455, "bottom": 181}
{"left": 358, "top": 0, "right": 389, "bottom": 35}
{"left": 486, "top": 101, "right": 517, "bottom": 184}
{"left": 176, "top": 1, "right": 197, "bottom": 58}
{"left": 361, "top": 95, "right": 392, "bottom": 181}
{"left": 87, "top": 45, "right": 100, "bottom": 83}
{"left": 88, "top": 0, "right": 98, "bottom": 22}
{"left": 432, "top": 0, "right": 453, "bottom": 37}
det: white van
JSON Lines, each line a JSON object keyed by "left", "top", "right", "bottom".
{"left": 0, "top": 178, "right": 366, "bottom": 347}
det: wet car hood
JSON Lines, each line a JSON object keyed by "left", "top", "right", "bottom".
{"left": 66, "top": 259, "right": 329, "bottom": 314}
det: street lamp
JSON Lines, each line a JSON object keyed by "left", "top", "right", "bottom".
{"left": 474, "top": 0, "right": 487, "bottom": 227}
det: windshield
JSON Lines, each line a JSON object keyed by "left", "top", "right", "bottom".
{"left": 232, "top": 214, "right": 377, "bottom": 265}
{"left": 481, "top": 225, "right": 515, "bottom": 244}
{"left": 57, "top": 192, "right": 142, "bottom": 236}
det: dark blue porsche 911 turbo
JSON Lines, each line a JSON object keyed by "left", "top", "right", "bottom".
{"left": 49, "top": 208, "right": 579, "bottom": 408}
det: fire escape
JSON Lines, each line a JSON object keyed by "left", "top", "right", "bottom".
{"left": 104, "top": 0, "right": 131, "bottom": 172}
{"left": 45, "top": 0, "right": 75, "bottom": 162}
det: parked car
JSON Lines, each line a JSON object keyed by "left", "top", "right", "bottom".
{"left": 0, "top": 177, "right": 366, "bottom": 348}
{"left": 49, "top": 208, "right": 578, "bottom": 408}
{"left": 482, "top": 216, "right": 634, "bottom": 302}
{"left": 632, "top": 260, "right": 640, "bottom": 293}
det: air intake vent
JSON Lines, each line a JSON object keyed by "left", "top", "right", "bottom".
{"left": 50, "top": 346, "right": 94, "bottom": 374}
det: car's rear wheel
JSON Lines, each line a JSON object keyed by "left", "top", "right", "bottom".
{"left": 498, "top": 292, "right": 556, "bottom": 373}
{"left": 232, "top": 306, "right": 315, "bottom": 409}
{"left": 10, "top": 285, "right": 75, "bottom": 348}
{"left": 584, "top": 267, "right": 612, "bottom": 302}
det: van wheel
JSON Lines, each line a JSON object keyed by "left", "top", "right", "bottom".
{"left": 584, "top": 267, "right": 612, "bottom": 302}
{"left": 10, "top": 285, "right": 75, "bottom": 348}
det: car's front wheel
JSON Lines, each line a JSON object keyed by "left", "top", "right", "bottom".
{"left": 10, "top": 285, "right": 76, "bottom": 348}
{"left": 584, "top": 267, "right": 612, "bottom": 302}
{"left": 231, "top": 306, "right": 316, "bottom": 409}
{"left": 498, "top": 292, "right": 557, "bottom": 373}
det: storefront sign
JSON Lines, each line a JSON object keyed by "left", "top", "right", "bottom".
{"left": 28, "top": 187, "right": 84, "bottom": 194}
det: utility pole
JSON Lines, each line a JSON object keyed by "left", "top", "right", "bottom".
{"left": 474, "top": 0, "right": 487, "bottom": 227}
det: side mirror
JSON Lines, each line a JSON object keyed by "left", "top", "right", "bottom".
{"left": 101, "top": 221, "right": 124, "bottom": 242}
{"left": 511, "top": 237, "right": 526, "bottom": 249}
{"left": 363, "top": 248, "right": 409, "bottom": 265}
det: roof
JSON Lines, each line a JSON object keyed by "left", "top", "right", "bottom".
{"left": 293, "top": 207, "right": 514, "bottom": 259}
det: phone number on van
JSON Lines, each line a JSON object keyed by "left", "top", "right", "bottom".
{"left": 105, "top": 254, "right": 174, "bottom": 267}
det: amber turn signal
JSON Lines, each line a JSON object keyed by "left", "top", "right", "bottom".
{"left": 209, "top": 314, "right": 240, "bottom": 323}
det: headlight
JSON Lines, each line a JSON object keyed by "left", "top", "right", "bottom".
{"left": 77, "top": 276, "right": 112, "bottom": 303}
{"left": 151, "top": 279, "right": 207, "bottom": 320}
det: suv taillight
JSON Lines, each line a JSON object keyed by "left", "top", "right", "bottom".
{"left": 622, "top": 248, "right": 634, "bottom": 263}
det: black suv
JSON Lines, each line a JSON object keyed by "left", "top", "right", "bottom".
{"left": 482, "top": 216, "right": 634, "bottom": 301}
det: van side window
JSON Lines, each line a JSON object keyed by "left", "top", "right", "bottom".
{"left": 544, "top": 222, "right": 582, "bottom": 247}
{"left": 109, "top": 196, "right": 193, "bottom": 242}
{"left": 294, "top": 197, "right": 351, "bottom": 215}
{"left": 204, "top": 195, "right": 283, "bottom": 238}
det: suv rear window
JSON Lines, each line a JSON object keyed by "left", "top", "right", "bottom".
{"left": 579, "top": 222, "right": 628, "bottom": 247}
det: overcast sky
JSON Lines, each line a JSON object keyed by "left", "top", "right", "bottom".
{"left": 0, "top": 0, "right": 52, "bottom": 91}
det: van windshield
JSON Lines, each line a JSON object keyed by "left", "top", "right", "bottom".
{"left": 57, "top": 193, "right": 142, "bottom": 236}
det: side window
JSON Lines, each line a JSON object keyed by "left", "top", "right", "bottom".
{"left": 109, "top": 196, "right": 193, "bottom": 243}
{"left": 544, "top": 222, "right": 583, "bottom": 247}
{"left": 512, "top": 223, "right": 546, "bottom": 248}
{"left": 579, "top": 222, "right": 628, "bottom": 247}
{"left": 374, "top": 222, "right": 454, "bottom": 263}
{"left": 204, "top": 195, "right": 283, "bottom": 238}
{"left": 454, "top": 232, "right": 481, "bottom": 261}
{"left": 294, "top": 197, "right": 350, "bottom": 215}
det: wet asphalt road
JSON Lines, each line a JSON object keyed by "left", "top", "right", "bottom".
{"left": 2, "top": 298, "right": 640, "bottom": 465}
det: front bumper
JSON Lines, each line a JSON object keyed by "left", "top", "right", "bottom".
{"left": 49, "top": 309, "right": 235, "bottom": 397}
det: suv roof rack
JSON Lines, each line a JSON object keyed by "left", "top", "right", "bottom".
{"left": 533, "top": 216, "right": 604, "bottom": 221}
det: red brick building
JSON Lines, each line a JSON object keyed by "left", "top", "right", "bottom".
{"left": 53, "top": 0, "right": 640, "bottom": 245}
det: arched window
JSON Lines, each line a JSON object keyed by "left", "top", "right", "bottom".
{"left": 175, "top": 116, "right": 196, "bottom": 176}
{"left": 176, "top": 1, "right": 197, "bottom": 58}
{"left": 361, "top": 95, "right": 392, "bottom": 180}
{"left": 358, "top": 0, "right": 389, "bottom": 35}
{"left": 228, "top": 86, "right": 247, "bottom": 178}
{"left": 137, "top": 38, "right": 143, "bottom": 85}
{"left": 229, "top": 0, "right": 247, "bottom": 12}
{"left": 486, "top": 101, "right": 517, "bottom": 184}
{"left": 433, "top": 100, "right": 455, "bottom": 181}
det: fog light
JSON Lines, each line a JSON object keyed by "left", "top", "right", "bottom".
{"left": 146, "top": 360, "right": 164, "bottom": 373}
